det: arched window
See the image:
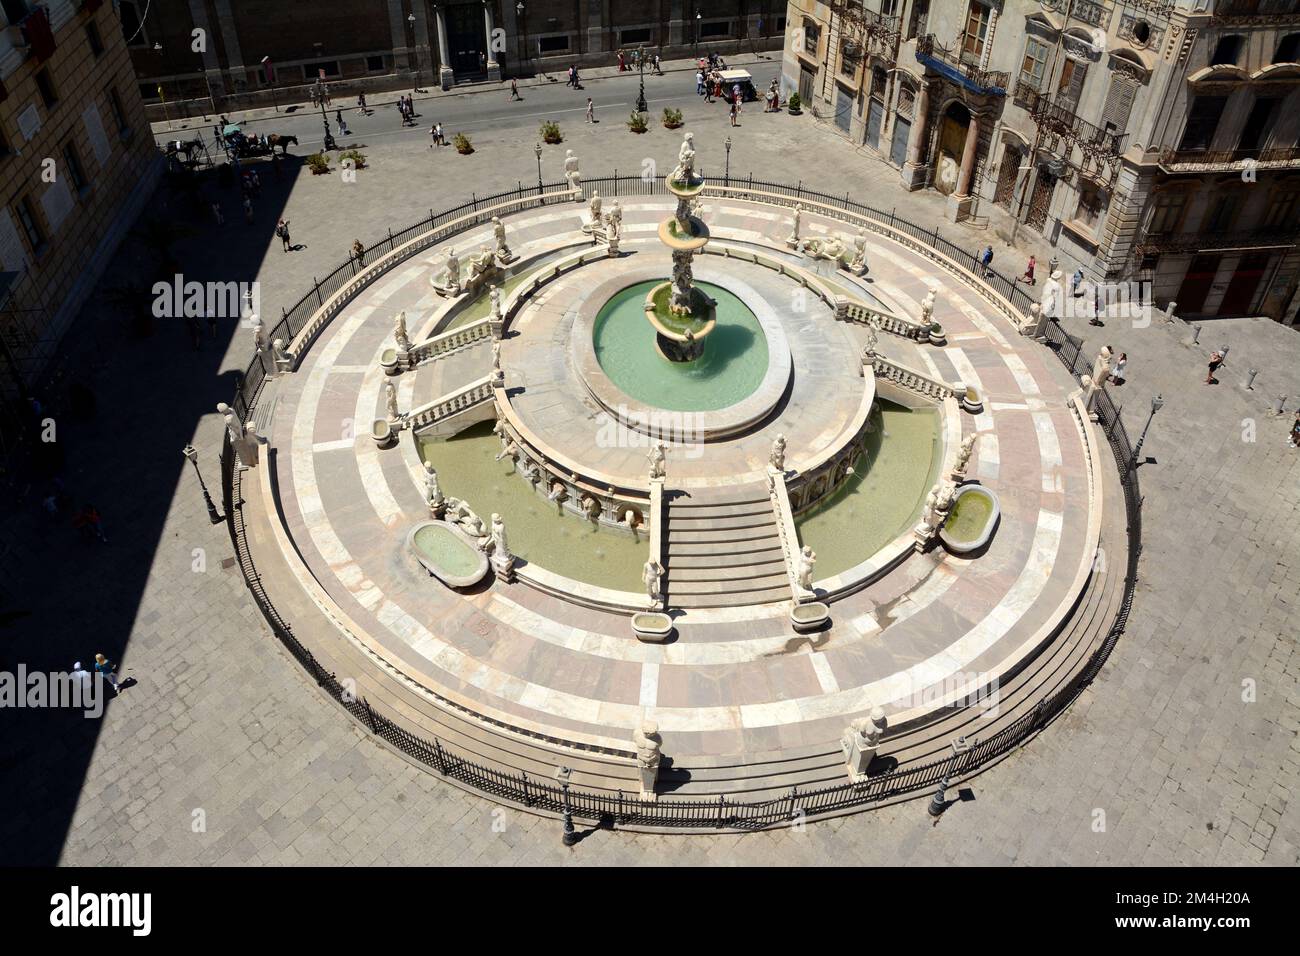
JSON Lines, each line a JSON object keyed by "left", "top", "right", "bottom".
{"left": 1275, "top": 34, "right": 1300, "bottom": 64}
{"left": 1210, "top": 35, "right": 1244, "bottom": 66}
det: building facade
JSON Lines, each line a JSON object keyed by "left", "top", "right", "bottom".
{"left": 121, "top": 0, "right": 786, "bottom": 118}
{"left": 781, "top": 0, "right": 1300, "bottom": 323}
{"left": 0, "top": 0, "right": 160, "bottom": 419}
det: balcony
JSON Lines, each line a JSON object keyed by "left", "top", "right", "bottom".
{"left": 915, "top": 34, "right": 1008, "bottom": 96}
{"left": 1134, "top": 223, "right": 1300, "bottom": 256}
{"left": 1039, "top": 0, "right": 1112, "bottom": 30}
{"left": 6, "top": 4, "right": 56, "bottom": 62}
{"left": 1157, "top": 145, "right": 1300, "bottom": 172}
{"left": 830, "top": 3, "right": 901, "bottom": 62}
{"left": 1017, "top": 83, "right": 1128, "bottom": 158}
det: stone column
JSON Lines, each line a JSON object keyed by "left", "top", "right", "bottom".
{"left": 211, "top": 0, "right": 248, "bottom": 92}
{"left": 484, "top": 2, "right": 503, "bottom": 81}
{"left": 585, "top": 0, "right": 606, "bottom": 57}
{"left": 669, "top": 0, "right": 685, "bottom": 48}
{"left": 435, "top": 5, "right": 455, "bottom": 89}
{"left": 901, "top": 79, "right": 932, "bottom": 191}
{"left": 947, "top": 111, "right": 981, "bottom": 222}
{"left": 500, "top": 0, "right": 520, "bottom": 75}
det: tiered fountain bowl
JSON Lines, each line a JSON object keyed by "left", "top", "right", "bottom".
{"left": 645, "top": 168, "right": 715, "bottom": 362}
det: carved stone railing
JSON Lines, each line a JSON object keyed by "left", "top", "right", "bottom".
{"left": 406, "top": 375, "right": 496, "bottom": 435}
{"left": 767, "top": 470, "right": 806, "bottom": 600}
{"left": 842, "top": 301, "right": 931, "bottom": 341}
{"left": 407, "top": 317, "right": 493, "bottom": 366}
{"left": 871, "top": 356, "right": 960, "bottom": 402}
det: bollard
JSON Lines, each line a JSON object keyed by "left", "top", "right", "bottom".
{"left": 1272, "top": 395, "right": 1287, "bottom": 416}
{"left": 1243, "top": 368, "right": 1258, "bottom": 390}
{"left": 928, "top": 774, "right": 951, "bottom": 817}
{"left": 1189, "top": 325, "right": 1202, "bottom": 345}
{"left": 1164, "top": 300, "right": 1178, "bottom": 324}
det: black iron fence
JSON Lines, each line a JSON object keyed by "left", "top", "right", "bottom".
{"left": 220, "top": 174, "right": 1141, "bottom": 830}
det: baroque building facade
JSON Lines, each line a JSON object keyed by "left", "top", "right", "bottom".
{"left": 780, "top": 0, "right": 1300, "bottom": 324}
{"left": 120, "top": 0, "right": 785, "bottom": 115}
{"left": 0, "top": 0, "right": 160, "bottom": 426}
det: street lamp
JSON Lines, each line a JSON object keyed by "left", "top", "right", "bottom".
{"left": 153, "top": 44, "right": 172, "bottom": 127}
{"left": 724, "top": 135, "right": 732, "bottom": 187}
{"left": 695, "top": 12, "right": 702, "bottom": 53}
{"left": 261, "top": 56, "right": 279, "bottom": 113}
{"left": 636, "top": 45, "right": 648, "bottom": 115}
{"left": 517, "top": 2, "right": 529, "bottom": 71}
{"left": 534, "top": 142, "right": 543, "bottom": 192}
{"left": 554, "top": 765, "right": 577, "bottom": 847}
{"left": 317, "top": 80, "right": 337, "bottom": 151}
{"left": 1130, "top": 393, "right": 1164, "bottom": 469}
{"left": 407, "top": 13, "right": 424, "bottom": 93}
{"left": 182, "top": 444, "right": 224, "bottom": 525}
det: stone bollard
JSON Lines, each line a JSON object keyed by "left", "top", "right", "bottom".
{"left": 1243, "top": 368, "right": 1258, "bottom": 390}
{"left": 1272, "top": 395, "right": 1287, "bottom": 416}
{"left": 840, "top": 707, "right": 887, "bottom": 782}
{"left": 1189, "top": 324, "right": 1202, "bottom": 346}
{"left": 1163, "top": 300, "right": 1178, "bottom": 325}
{"left": 928, "top": 774, "right": 951, "bottom": 817}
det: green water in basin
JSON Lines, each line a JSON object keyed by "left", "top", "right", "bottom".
{"left": 795, "top": 401, "right": 942, "bottom": 577}
{"left": 417, "top": 421, "right": 645, "bottom": 591}
{"left": 593, "top": 280, "right": 769, "bottom": 412}
{"left": 442, "top": 270, "right": 532, "bottom": 331}
{"left": 412, "top": 523, "right": 481, "bottom": 576}
{"left": 945, "top": 491, "right": 993, "bottom": 541}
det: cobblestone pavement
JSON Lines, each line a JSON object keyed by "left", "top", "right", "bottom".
{"left": 1, "top": 85, "right": 1297, "bottom": 866}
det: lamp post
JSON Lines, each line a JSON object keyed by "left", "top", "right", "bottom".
{"left": 724, "top": 135, "right": 732, "bottom": 187}
{"left": 317, "top": 80, "right": 337, "bottom": 151}
{"left": 517, "top": 2, "right": 529, "bottom": 71}
{"left": 555, "top": 766, "right": 577, "bottom": 846}
{"left": 534, "top": 142, "right": 543, "bottom": 192}
{"left": 636, "top": 45, "right": 647, "bottom": 115}
{"left": 1130, "top": 393, "right": 1164, "bottom": 469}
{"left": 153, "top": 44, "right": 173, "bottom": 128}
{"left": 261, "top": 56, "right": 279, "bottom": 113}
{"left": 182, "top": 444, "right": 224, "bottom": 525}
{"left": 407, "top": 13, "right": 424, "bottom": 92}
{"left": 695, "top": 12, "right": 702, "bottom": 53}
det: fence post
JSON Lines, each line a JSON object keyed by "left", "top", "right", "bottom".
{"left": 717, "top": 794, "right": 726, "bottom": 828}
{"left": 361, "top": 697, "right": 378, "bottom": 733}
{"left": 521, "top": 771, "right": 532, "bottom": 806}
{"left": 314, "top": 278, "right": 323, "bottom": 307}
{"left": 434, "top": 738, "right": 448, "bottom": 774}
{"left": 617, "top": 790, "right": 624, "bottom": 824}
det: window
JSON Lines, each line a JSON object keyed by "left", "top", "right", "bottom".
{"left": 107, "top": 86, "right": 129, "bottom": 135}
{"left": 366, "top": 55, "right": 384, "bottom": 72}
{"left": 1178, "top": 95, "right": 1227, "bottom": 151}
{"left": 802, "top": 19, "right": 820, "bottom": 57}
{"left": 1148, "top": 192, "right": 1186, "bottom": 234}
{"left": 961, "top": 2, "right": 990, "bottom": 63}
{"left": 1056, "top": 58, "right": 1088, "bottom": 112}
{"left": 303, "top": 61, "right": 340, "bottom": 79}
{"left": 840, "top": 38, "right": 860, "bottom": 76}
{"left": 14, "top": 196, "right": 45, "bottom": 257}
{"left": 34, "top": 69, "right": 57, "bottom": 109}
{"left": 907, "top": 0, "right": 929, "bottom": 41}
{"left": 1204, "top": 193, "right": 1240, "bottom": 232}
{"left": 537, "top": 35, "right": 568, "bottom": 54}
{"left": 880, "top": 0, "right": 900, "bottom": 16}
{"left": 62, "top": 142, "right": 88, "bottom": 195}
{"left": 1073, "top": 182, "right": 1107, "bottom": 230}
{"left": 1276, "top": 34, "right": 1300, "bottom": 64}
{"left": 701, "top": 22, "right": 729, "bottom": 39}
{"left": 1262, "top": 191, "right": 1298, "bottom": 231}
{"left": 85, "top": 20, "right": 104, "bottom": 57}
{"left": 775, "top": 17, "right": 786, "bottom": 35}
{"left": 871, "top": 66, "right": 887, "bottom": 101}
{"left": 118, "top": 0, "right": 148, "bottom": 48}
{"left": 1020, "top": 36, "right": 1049, "bottom": 92}
{"left": 1237, "top": 97, "right": 1278, "bottom": 152}
{"left": 1100, "top": 74, "right": 1138, "bottom": 135}
{"left": 1211, "top": 35, "right": 1243, "bottom": 66}
{"left": 620, "top": 29, "right": 651, "bottom": 46}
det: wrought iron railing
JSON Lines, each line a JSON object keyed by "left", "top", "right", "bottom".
{"left": 1020, "top": 86, "right": 1128, "bottom": 157}
{"left": 220, "top": 174, "right": 1141, "bottom": 831}
{"left": 1158, "top": 145, "right": 1300, "bottom": 169}
{"left": 915, "top": 34, "right": 1009, "bottom": 94}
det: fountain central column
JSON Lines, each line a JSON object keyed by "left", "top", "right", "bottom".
{"left": 645, "top": 131, "right": 716, "bottom": 363}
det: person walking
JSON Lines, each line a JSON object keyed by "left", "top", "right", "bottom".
{"left": 357, "top": 92, "right": 367, "bottom": 114}
{"left": 696, "top": 70, "right": 705, "bottom": 95}
{"left": 1288, "top": 410, "right": 1300, "bottom": 448}
{"left": 429, "top": 123, "right": 438, "bottom": 148}
{"left": 93, "top": 653, "right": 122, "bottom": 695}
{"left": 1018, "top": 255, "right": 1036, "bottom": 285}
{"left": 567, "top": 65, "right": 575, "bottom": 88}
{"left": 434, "top": 121, "right": 444, "bottom": 145}
{"left": 654, "top": 53, "right": 662, "bottom": 75}
{"left": 586, "top": 97, "right": 595, "bottom": 123}
{"left": 1205, "top": 349, "right": 1224, "bottom": 384}
{"left": 276, "top": 218, "right": 291, "bottom": 252}
{"left": 242, "top": 195, "right": 253, "bottom": 225}
{"left": 73, "top": 504, "right": 107, "bottom": 542}
{"left": 729, "top": 98, "right": 739, "bottom": 126}
{"left": 1110, "top": 352, "right": 1127, "bottom": 385}
{"left": 510, "top": 78, "right": 520, "bottom": 100}
{"left": 980, "top": 245, "right": 994, "bottom": 277}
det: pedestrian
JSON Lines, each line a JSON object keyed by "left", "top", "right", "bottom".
{"left": 586, "top": 97, "right": 595, "bottom": 123}
{"left": 352, "top": 238, "right": 366, "bottom": 265}
{"left": 1019, "top": 255, "right": 1036, "bottom": 285}
{"left": 654, "top": 53, "right": 662, "bottom": 75}
{"left": 357, "top": 92, "right": 367, "bottom": 114}
{"left": 93, "top": 653, "right": 122, "bottom": 695}
{"left": 705, "top": 79, "right": 714, "bottom": 103}
{"left": 618, "top": 49, "right": 626, "bottom": 72}
{"left": 729, "top": 98, "right": 738, "bottom": 126}
{"left": 1110, "top": 352, "right": 1127, "bottom": 385}
{"left": 573, "top": 67, "right": 580, "bottom": 88}
{"left": 71, "top": 661, "right": 92, "bottom": 692}
{"left": 435, "top": 121, "right": 444, "bottom": 145}
{"left": 1089, "top": 283, "right": 1104, "bottom": 325}
{"left": 1071, "top": 267, "right": 1084, "bottom": 296}
{"left": 339, "top": 115, "right": 350, "bottom": 136}
{"left": 276, "top": 218, "right": 291, "bottom": 252}
{"left": 242, "top": 195, "right": 253, "bottom": 224}
{"left": 980, "top": 244, "right": 994, "bottom": 277}
{"left": 429, "top": 123, "right": 438, "bottom": 148}
{"left": 211, "top": 201, "right": 224, "bottom": 226}
{"left": 1288, "top": 410, "right": 1300, "bottom": 448}
{"left": 510, "top": 78, "right": 520, "bottom": 101}
{"left": 1206, "top": 349, "right": 1223, "bottom": 384}
{"left": 74, "top": 504, "right": 107, "bottom": 542}
{"left": 696, "top": 70, "right": 705, "bottom": 95}
{"left": 567, "top": 65, "right": 576, "bottom": 88}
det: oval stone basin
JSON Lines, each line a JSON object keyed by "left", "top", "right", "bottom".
{"left": 632, "top": 611, "right": 674, "bottom": 644}
{"left": 789, "top": 601, "right": 830, "bottom": 633}
{"left": 407, "top": 520, "right": 489, "bottom": 588}
{"left": 939, "top": 485, "right": 1001, "bottom": 554}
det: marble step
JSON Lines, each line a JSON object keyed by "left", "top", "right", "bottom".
{"left": 670, "top": 587, "right": 792, "bottom": 608}
{"left": 668, "top": 563, "right": 790, "bottom": 584}
{"left": 666, "top": 527, "right": 782, "bottom": 546}
{"left": 668, "top": 573, "right": 793, "bottom": 596}
{"left": 667, "top": 500, "right": 774, "bottom": 518}
{"left": 666, "top": 548, "right": 786, "bottom": 569}
{"left": 667, "top": 511, "right": 783, "bottom": 533}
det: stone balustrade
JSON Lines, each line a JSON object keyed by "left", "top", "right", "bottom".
{"left": 406, "top": 376, "right": 497, "bottom": 434}
{"left": 872, "top": 357, "right": 960, "bottom": 402}
{"left": 842, "top": 301, "right": 930, "bottom": 341}
{"left": 406, "top": 318, "right": 494, "bottom": 367}
{"left": 767, "top": 470, "right": 805, "bottom": 598}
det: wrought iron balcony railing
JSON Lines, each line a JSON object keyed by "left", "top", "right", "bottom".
{"left": 1134, "top": 223, "right": 1300, "bottom": 256}
{"left": 1157, "top": 145, "right": 1300, "bottom": 170}
{"left": 915, "top": 34, "right": 1009, "bottom": 95}
{"left": 1018, "top": 84, "right": 1128, "bottom": 157}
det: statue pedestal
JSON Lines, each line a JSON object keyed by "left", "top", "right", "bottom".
{"left": 491, "top": 551, "right": 515, "bottom": 582}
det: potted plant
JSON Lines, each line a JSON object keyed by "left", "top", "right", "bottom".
{"left": 540, "top": 120, "right": 562, "bottom": 144}
{"left": 306, "top": 152, "right": 330, "bottom": 174}
{"left": 661, "top": 107, "right": 683, "bottom": 129}
{"left": 787, "top": 92, "right": 803, "bottom": 115}
{"left": 339, "top": 148, "right": 367, "bottom": 169}
{"left": 627, "top": 110, "right": 648, "bottom": 133}
{"left": 453, "top": 132, "right": 474, "bottom": 154}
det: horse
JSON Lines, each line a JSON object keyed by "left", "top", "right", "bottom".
{"left": 268, "top": 133, "right": 298, "bottom": 155}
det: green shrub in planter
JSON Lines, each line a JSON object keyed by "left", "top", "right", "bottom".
{"left": 340, "top": 149, "right": 367, "bottom": 169}
{"left": 787, "top": 92, "right": 802, "bottom": 113}
{"left": 661, "top": 107, "right": 683, "bottom": 129}
{"left": 306, "top": 153, "right": 330, "bottom": 175}
{"left": 453, "top": 133, "right": 474, "bottom": 154}
{"left": 628, "top": 111, "right": 649, "bottom": 133}
{"left": 540, "top": 120, "right": 563, "bottom": 144}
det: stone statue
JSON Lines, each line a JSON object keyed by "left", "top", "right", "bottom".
{"left": 769, "top": 433, "right": 787, "bottom": 472}
{"left": 442, "top": 248, "right": 460, "bottom": 294}
{"left": 670, "top": 131, "right": 696, "bottom": 183}
{"left": 235, "top": 421, "right": 265, "bottom": 468}
{"left": 862, "top": 323, "right": 879, "bottom": 360}
{"left": 492, "top": 216, "right": 515, "bottom": 263}
{"left": 797, "top": 545, "right": 817, "bottom": 592}
{"left": 642, "top": 559, "right": 664, "bottom": 608}
{"left": 564, "top": 150, "right": 581, "bottom": 196}
{"left": 606, "top": 199, "right": 623, "bottom": 237}
{"left": 491, "top": 339, "right": 503, "bottom": 380}
{"left": 934, "top": 480, "right": 957, "bottom": 515}
{"left": 495, "top": 438, "right": 519, "bottom": 462}
{"left": 647, "top": 441, "right": 666, "bottom": 480}
{"left": 548, "top": 480, "right": 568, "bottom": 502}
{"left": 920, "top": 287, "right": 937, "bottom": 325}
{"left": 423, "top": 459, "right": 445, "bottom": 516}
{"left": 951, "top": 433, "right": 978, "bottom": 480}
{"left": 218, "top": 403, "right": 243, "bottom": 448}
{"left": 467, "top": 245, "right": 495, "bottom": 283}
{"left": 786, "top": 204, "right": 802, "bottom": 249}
{"left": 489, "top": 284, "right": 503, "bottom": 321}
{"left": 848, "top": 228, "right": 868, "bottom": 275}
{"left": 489, "top": 513, "right": 512, "bottom": 563}
{"left": 251, "top": 315, "right": 267, "bottom": 353}
{"left": 270, "top": 338, "right": 291, "bottom": 373}
{"left": 394, "top": 310, "right": 411, "bottom": 351}
{"left": 384, "top": 381, "right": 399, "bottom": 422}
{"left": 1092, "top": 346, "right": 1114, "bottom": 390}
{"left": 1022, "top": 302, "right": 1044, "bottom": 337}
{"left": 1041, "top": 270, "right": 1063, "bottom": 320}
{"left": 633, "top": 720, "right": 662, "bottom": 796}
{"left": 840, "top": 717, "right": 877, "bottom": 779}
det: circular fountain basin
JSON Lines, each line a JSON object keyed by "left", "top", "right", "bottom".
{"left": 576, "top": 278, "right": 793, "bottom": 441}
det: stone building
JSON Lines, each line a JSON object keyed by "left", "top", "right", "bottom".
{"left": 0, "top": 0, "right": 160, "bottom": 424}
{"left": 122, "top": 0, "right": 785, "bottom": 117}
{"left": 781, "top": 0, "right": 1300, "bottom": 323}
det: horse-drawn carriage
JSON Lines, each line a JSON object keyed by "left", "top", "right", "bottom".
{"left": 216, "top": 124, "right": 298, "bottom": 160}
